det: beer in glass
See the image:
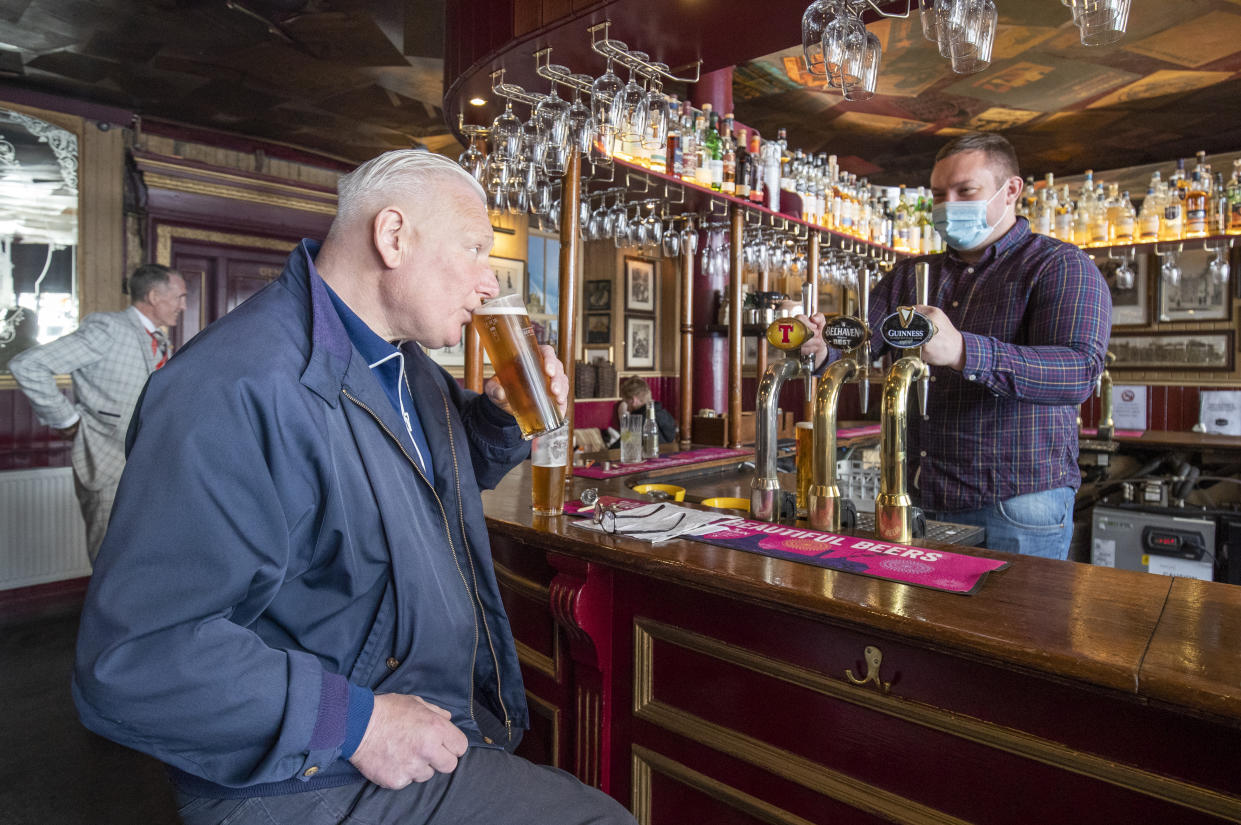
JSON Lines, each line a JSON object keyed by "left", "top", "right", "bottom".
{"left": 471, "top": 293, "right": 565, "bottom": 439}
{"left": 531, "top": 426, "right": 568, "bottom": 516}
{"left": 795, "top": 420, "right": 814, "bottom": 515}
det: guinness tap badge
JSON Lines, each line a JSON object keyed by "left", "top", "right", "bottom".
{"left": 822, "top": 315, "right": 868, "bottom": 352}
{"left": 879, "top": 306, "right": 936, "bottom": 350}
{"left": 765, "top": 317, "right": 809, "bottom": 351}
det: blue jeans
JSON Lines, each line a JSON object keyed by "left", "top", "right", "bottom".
{"left": 931, "top": 487, "right": 1076, "bottom": 561}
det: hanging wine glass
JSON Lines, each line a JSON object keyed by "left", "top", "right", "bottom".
{"left": 590, "top": 57, "right": 624, "bottom": 139}
{"left": 611, "top": 54, "right": 649, "bottom": 143}
{"left": 490, "top": 101, "right": 522, "bottom": 161}
{"left": 567, "top": 76, "right": 597, "bottom": 155}
{"left": 801, "top": 0, "right": 834, "bottom": 77}
{"left": 535, "top": 78, "right": 571, "bottom": 151}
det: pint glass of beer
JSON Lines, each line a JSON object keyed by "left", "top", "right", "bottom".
{"left": 795, "top": 420, "right": 814, "bottom": 515}
{"left": 531, "top": 426, "right": 568, "bottom": 516}
{"left": 471, "top": 293, "right": 565, "bottom": 439}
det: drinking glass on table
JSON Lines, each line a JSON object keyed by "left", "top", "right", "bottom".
{"left": 619, "top": 414, "right": 644, "bottom": 464}
{"left": 470, "top": 293, "right": 565, "bottom": 439}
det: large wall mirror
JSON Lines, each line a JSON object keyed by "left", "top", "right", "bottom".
{"left": 0, "top": 105, "right": 80, "bottom": 371}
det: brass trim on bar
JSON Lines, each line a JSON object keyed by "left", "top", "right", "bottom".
{"left": 154, "top": 225, "right": 297, "bottom": 268}
{"left": 0, "top": 374, "right": 71, "bottom": 390}
{"left": 141, "top": 172, "right": 337, "bottom": 215}
{"left": 494, "top": 562, "right": 559, "bottom": 679}
{"left": 632, "top": 745, "right": 818, "bottom": 825}
{"left": 524, "top": 691, "right": 563, "bottom": 769}
{"left": 633, "top": 619, "right": 1241, "bottom": 822}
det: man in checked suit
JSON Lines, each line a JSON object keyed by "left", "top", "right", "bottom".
{"left": 10, "top": 264, "right": 187, "bottom": 563}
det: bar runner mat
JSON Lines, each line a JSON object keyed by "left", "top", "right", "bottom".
{"left": 574, "top": 447, "right": 750, "bottom": 478}
{"left": 1079, "top": 427, "right": 1144, "bottom": 438}
{"left": 565, "top": 497, "right": 1009, "bottom": 595}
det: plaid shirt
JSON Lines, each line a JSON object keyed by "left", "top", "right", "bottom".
{"left": 866, "top": 218, "right": 1111, "bottom": 512}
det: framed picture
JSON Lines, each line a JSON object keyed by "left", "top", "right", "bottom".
{"left": 1109, "top": 331, "right": 1234, "bottom": 372}
{"left": 1096, "top": 253, "right": 1149, "bottom": 327}
{"left": 625, "top": 316, "right": 655, "bottom": 370}
{"left": 584, "top": 345, "right": 613, "bottom": 363}
{"left": 625, "top": 257, "right": 656, "bottom": 312}
{"left": 490, "top": 256, "right": 525, "bottom": 300}
{"left": 585, "top": 279, "right": 612, "bottom": 312}
{"left": 585, "top": 313, "right": 611, "bottom": 344}
{"left": 1157, "top": 248, "right": 1232, "bottom": 322}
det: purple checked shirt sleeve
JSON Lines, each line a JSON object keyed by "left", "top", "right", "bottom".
{"left": 960, "top": 244, "right": 1111, "bottom": 405}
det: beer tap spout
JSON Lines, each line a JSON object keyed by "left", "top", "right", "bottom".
{"left": 808, "top": 357, "right": 859, "bottom": 532}
{"left": 751, "top": 317, "right": 813, "bottom": 523}
{"left": 875, "top": 356, "right": 929, "bottom": 544}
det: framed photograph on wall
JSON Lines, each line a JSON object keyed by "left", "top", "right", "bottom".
{"left": 490, "top": 256, "right": 525, "bottom": 300}
{"left": 1109, "top": 331, "right": 1234, "bottom": 372}
{"left": 1096, "top": 252, "right": 1149, "bottom": 327}
{"left": 585, "top": 313, "right": 611, "bottom": 344}
{"left": 624, "top": 257, "right": 655, "bottom": 312}
{"left": 585, "top": 279, "right": 612, "bottom": 312}
{"left": 625, "top": 316, "right": 655, "bottom": 370}
{"left": 1157, "top": 248, "right": 1232, "bottom": 322}
{"left": 584, "top": 345, "right": 613, "bottom": 363}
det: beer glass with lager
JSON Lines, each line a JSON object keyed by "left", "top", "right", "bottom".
{"left": 471, "top": 293, "right": 565, "bottom": 439}
{"left": 530, "top": 425, "right": 568, "bottom": 516}
{"left": 795, "top": 420, "right": 814, "bottom": 515}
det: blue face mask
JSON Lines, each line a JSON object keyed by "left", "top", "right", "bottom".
{"left": 931, "top": 185, "right": 1006, "bottom": 251}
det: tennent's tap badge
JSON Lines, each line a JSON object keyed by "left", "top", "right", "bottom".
{"left": 766, "top": 317, "right": 809, "bottom": 351}
{"left": 879, "top": 306, "right": 936, "bottom": 350}
{"left": 822, "top": 315, "right": 868, "bottom": 352}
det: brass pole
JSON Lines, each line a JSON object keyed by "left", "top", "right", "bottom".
{"left": 679, "top": 226, "right": 694, "bottom": 451}
{"left": 558, "top": 148, "right": 582, "bottom": 478}
{"left": 728, "top": 204, "right": 744, "bottom": 448}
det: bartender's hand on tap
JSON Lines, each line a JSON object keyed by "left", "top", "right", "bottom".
{"left": 484, "top": 344, "right": 570, "bottom": 418}
{"left": 914, "top": 305, "right": 966, "bottom": 371}
{"left": 797, "top": 312, "right": 829, "bottom": 372}
{"left": 348, "top": 693, "right": 468, "bottom": 788}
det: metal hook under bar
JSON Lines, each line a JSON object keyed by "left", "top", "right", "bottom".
{"left": 863, "top": 0, "right": 912, "bottom": 19}
{"left": 1153, "top": 241, "right": 1183, "bottom": 256}
{"left": 625, "top": 171, "right": 651, "bottom": 193}
{"left": 490, "top": 68, "right": 543, "bottom": 107}
{"left": 663, "top": 182, "right": 685, "bottom": 205}
{"left": 588, "top": 20, "right": 703, "bottom": 84}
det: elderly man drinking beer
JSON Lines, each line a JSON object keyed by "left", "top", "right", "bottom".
{"left": 72, "top": 149, "right": 637, "bottom": 825}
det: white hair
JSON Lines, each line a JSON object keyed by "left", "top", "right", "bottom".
{"left": 334, "top": 149, "right": 485, "bottom": 226}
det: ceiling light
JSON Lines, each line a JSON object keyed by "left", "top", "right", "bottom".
{"left": 469, "top": 97, "right": 487, "bottom": 106}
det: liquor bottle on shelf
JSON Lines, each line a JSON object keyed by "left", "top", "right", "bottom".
{"left": 666, "top": 97, "right": 682, "bottom": 178}
{"left": 1160, "top": 174, "right": 1184, "bottom": 241}
{"left": 1227, "top": 160, "right": 1241, "bottom": 235}
{"left": 748, "top": 132, "right": 765, "bottom": 205}
{"left": 1212, "top": 172, "right": 1226, "bottom": 235}
{"left": 1137, "top": 185, "right": 1162, "bottom": 242}
{"left": 734, "top": 128, "right": 751, "bottom": 200}
{"left": 720, "top": 114, "right": 736, "bottom": 195}
{"left": 1033, "top": 174, "right": 1055, "bottom": 237}
{"left": 705, "top": 109, "right": 723, "bottom": 191}
{"left": 1185, "top": 170, "right": 1209, "bottom": 238}
{"left": 1055, "top": 184, "right": 1074, "bottom": 243}
{"left": 762, "top": 132, "right": 782, "bottom": 212}
{"left": 893, "top": 184, "right": 912, "bottom": 252}
{"left": 1113, "top": 190, "right": 1136, "bottom": 244}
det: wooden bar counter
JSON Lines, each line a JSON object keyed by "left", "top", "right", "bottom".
{"left": 483, "top": 460, "right": 1241, "bottom": 824}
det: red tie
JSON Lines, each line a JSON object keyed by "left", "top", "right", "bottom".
{"left": 147, "top": 329, "right": 169, "bottom": 369}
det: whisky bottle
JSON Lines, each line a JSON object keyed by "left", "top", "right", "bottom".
{"left": 1227, "top": 160, "right": 1241, "bottom": 235}
{"left": 1185, "top": 170, "right": 1208, "bottom": 238}
{"left": 1137, "top": 186, "right": 1161, "bottom": 242}
{"left": 734, "top": 128, "right": 751, "bottom": 199}
{"left": 1113, "top": 190, "right": 1136, "bottom": 244}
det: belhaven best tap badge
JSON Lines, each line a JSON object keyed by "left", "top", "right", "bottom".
{"left": 822, "top": 315, "right": 868, "bottom": 352}
{"left": 879, "top": 307, "right": 936, "bottom": 350}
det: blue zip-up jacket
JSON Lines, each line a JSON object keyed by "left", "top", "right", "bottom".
{"left": 72, "top": 240, "right": 530, "bottom": 797}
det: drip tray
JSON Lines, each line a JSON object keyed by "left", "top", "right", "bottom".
{"left": 853, "top": 513, "right": 984, "bottom": 547}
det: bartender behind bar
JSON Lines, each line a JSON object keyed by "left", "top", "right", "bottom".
{"left": 801, "top": 133, "right": 1111, "bottom": 560}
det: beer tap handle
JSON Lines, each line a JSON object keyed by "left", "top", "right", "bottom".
{"left": 915, "top": 262, "right": 931, "bottom": 419}
{"left": 857, "top": 266, "right": 872, "bottom": 416}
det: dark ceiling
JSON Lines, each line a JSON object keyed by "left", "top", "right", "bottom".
{"left": 2, "top": 0, "right": 1241, "bottom": 184}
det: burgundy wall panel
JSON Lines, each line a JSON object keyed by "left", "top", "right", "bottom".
{"left": 0, "top": 387, "right": 73, "bottom": 471}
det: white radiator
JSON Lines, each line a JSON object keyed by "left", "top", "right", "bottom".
{"left": 0, "top": 467, "right": 90, "bottom": 591}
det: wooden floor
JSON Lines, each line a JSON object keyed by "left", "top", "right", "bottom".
{"left": 0, "top": 605, "right": 180, "bottom": 825}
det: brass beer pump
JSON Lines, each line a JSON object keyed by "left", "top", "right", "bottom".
{"left": 874, "top": 262, "right": 935, "bottom": 544}
{"left": 1097, "top": 351, "right": 1116, "bottom": 442}
{"left": 807, "top": 265, "right": 875, "bottom": 532}
{"left": 751, "top": 314, "right": 815, "bottom": 522}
